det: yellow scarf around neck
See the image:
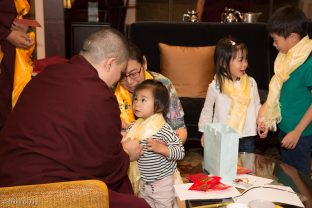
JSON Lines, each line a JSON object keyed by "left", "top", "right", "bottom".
{"left": 12, "top": 0, "right": 35, "bottom": 108}
{"left": 114, "top": 70, "right": 153, "bottom": 125}
{"left": 122, "top": 113, "right": 166, "bottom": 195}
{"left": 222, "top": 74, "right": 251, "bottom": 136}
{"left": 261, "top": 36, "right": 312, "bottom": 131}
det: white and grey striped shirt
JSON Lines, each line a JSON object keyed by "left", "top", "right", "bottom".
{"left": 129, "top": 123, "right": 185, "bottom": 183}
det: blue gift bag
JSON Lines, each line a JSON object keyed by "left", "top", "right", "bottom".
{"left": 203, "top": 123, "right": 239, "bottom": 182}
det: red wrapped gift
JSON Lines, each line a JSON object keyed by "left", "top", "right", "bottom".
{"left": 187, "top": 173, "right": 231, "bottom": 192}
{"left": 187, "top": 173, "right": 221, "bottom": 184}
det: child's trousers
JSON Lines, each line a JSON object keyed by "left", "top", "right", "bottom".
{"left": 239, "top": 136, "right": 256, "bottom": 153}
{"left": 139, "top": 175, "right": 175, "bottom": 208}
{"left": 279, "top": 130, "right": 312, "bottom": 175}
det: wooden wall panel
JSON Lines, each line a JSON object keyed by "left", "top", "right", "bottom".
{"left": 44, "top": 0, "right": 65, "bottom": 57}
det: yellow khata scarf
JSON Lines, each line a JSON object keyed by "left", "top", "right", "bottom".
{"left": 0, "top": 46, "right": 3, "bottom": 63}
{"left": 12, "top": 0, "right": 35, "bottom": 108}
{"left": 15, "top": 0, "right": 30, "bottom": 16}
{"left": 122, "top": 113, "right": 166, "bottom": 196}
{"left": 114, "top": 70, "right": 153, "bottom": 125}
{"left": 222, "top": 74, "right": 251, "bottom": 136}
{"left": 261, "top": 36, "right": 312, "bottom": 131}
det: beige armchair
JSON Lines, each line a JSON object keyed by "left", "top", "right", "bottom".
{"left": 0, "top": 180, "right": 108, "bottom": 208}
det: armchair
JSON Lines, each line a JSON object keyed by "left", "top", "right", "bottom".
{"left": 0, "top": 180, "right": 108, "bottom": 208}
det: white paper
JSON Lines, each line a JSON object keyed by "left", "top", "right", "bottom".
{"left": 229, "top": 174, "right": 273, "bottom": 190}
{"left": 234, "top": 185, "right": 304, "bottom": 207}
{"left": 174, "top": 183, "right": 241, "bottom": 201}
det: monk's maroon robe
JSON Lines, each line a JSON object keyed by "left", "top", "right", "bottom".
{"left": 0, "top": 55, "right": 150, "bottom": 208}
{"left": 0, "top": 0, "right": 18, "bottom": 130}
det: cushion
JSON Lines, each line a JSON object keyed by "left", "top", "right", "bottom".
{"left": 159, "top": 43, "right": 215, "bottom": 98}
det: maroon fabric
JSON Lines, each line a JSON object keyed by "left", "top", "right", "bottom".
{"left": 109, "top": 189, "right": 151, "bottom": 207}
{"left": 0, "top": 0, "right": 16, "bottom": 39}
{"left": 0, "top": 0, "right": 18, "bottom": 130}
{"left": 202, "top": 0, "right": 251, "bottom": 22}
{"left": 0, "top": 55, "right": 150, "bottom": 208}
{"left": 33, "top": 56, "right": 68, "bottom": 74}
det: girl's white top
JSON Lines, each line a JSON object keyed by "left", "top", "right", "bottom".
{"left": 198, "top": 77, "right": 261, "bottom": 137}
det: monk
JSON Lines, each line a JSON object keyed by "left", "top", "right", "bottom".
{"left": 0, "top": 0, "right": 34, "bottom": 130}
{"left": 0, "top": 28, "right": 150, "bottom": 208}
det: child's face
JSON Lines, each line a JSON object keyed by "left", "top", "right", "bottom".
{"left": 133, "top": 88, "right": 155, "bottom": 119}
{"left": 270, "top": 33, "right": 298, "bottom": 54}
{"left": 229, "top": 50, "right": 248, "bottom": 80}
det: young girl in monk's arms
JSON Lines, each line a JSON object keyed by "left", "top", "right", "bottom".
{"left": 124, "top": 79, "right": 185, "bottom": 208}
{"left": 198, "top": 36, "right": 262, "bottom": 153}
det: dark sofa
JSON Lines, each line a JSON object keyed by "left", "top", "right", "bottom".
{"left": 127, "top": 21, "right": 311, "bottom": 147}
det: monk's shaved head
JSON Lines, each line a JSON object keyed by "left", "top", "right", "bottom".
{"left": 80, "top": 28, "right": 129, "bottom": 65}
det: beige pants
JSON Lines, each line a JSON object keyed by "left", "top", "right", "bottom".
{"left": 139, "top": 175, "right": 175, "bottom": 208}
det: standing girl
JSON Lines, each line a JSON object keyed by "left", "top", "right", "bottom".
{"left": 198, "top": 37, "right": 261, "bottom": 153}
{"left": 124, "top": 79, "right": 185, "bottom": 208}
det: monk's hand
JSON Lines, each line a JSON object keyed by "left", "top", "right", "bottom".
{"left": 12, "top": 19, "right": 29, "bottom": 33}
{"left": 146, "top": 138, "right": 169, "bottom": 157}
{"left": 6, "top": 30, "right": 34, "bottom": 49}
{"left": 121, "top": 138, "right": 143, "bottom": 161}
{"left": 281, "top": 130, "right": 301, "bottom": 149}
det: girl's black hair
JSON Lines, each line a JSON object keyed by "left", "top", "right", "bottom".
{"left": 134, "top": 79, "right": 169, "bottom": 115}
{"left": 214, "top": 36, "right": 248, "bottom": 93}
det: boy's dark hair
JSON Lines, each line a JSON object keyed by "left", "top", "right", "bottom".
{"left": 267, "top": 5, "right": 309, "bottom": 38}
{"left": 134, "top": 79, "right": 169, "bottom": 115}
{"left": 214, "top": 36, "right": 248, "bottom": 93}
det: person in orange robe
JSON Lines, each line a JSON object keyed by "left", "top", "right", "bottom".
{"left": 0, "top": 0, "right": 34, "bottom": 130}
